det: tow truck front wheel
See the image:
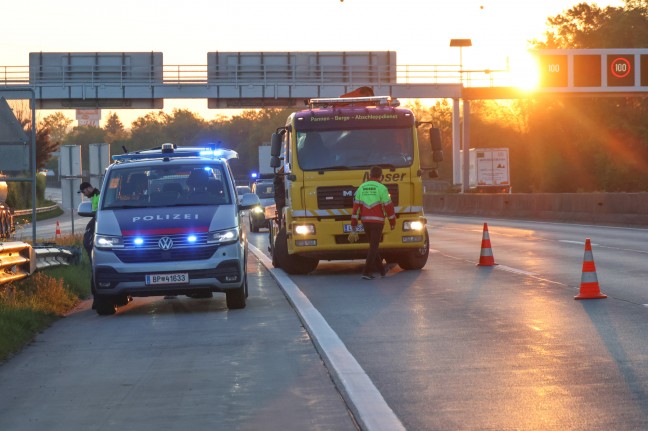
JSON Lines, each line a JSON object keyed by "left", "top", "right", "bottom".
{"left": 274, "top": 228, "right": 319, "bottom": 275}
{"left": 397, "top": 229, "right": 430, "bottom": 270}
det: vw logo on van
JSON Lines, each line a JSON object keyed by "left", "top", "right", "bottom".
{"left": 158, "top": 237, "right": 174, "bottom": 250}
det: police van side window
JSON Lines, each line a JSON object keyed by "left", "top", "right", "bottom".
{"left": 103, "top": 169, "right": 150, "bottom": 208}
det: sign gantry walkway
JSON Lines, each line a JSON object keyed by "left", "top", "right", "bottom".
{"left": 2, "top": 49, "right": 648, "bottom": 109}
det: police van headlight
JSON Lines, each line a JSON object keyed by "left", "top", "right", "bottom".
{"left": 95, "top": 235, "right": 124, "bottom": 249}
{"left": 207, "top": 228, "right": 239, "bottom": 245}
{"left": 252, "top": 206, "right": 264, "bottom": 214}
{"left": 294, "top": 224, "right": 315, "bottom": 235}
{"left": 403, "top": 220, "right": 425, "bottom": 231}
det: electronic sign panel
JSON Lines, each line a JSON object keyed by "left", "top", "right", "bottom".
{"left": 535, "top": 49, "right": 648, "bottom": 93}
{"left": 538, "top": 54, "right": 568, "bottom": 87}
{"left": 574, "top": 55, "right": 601, "bottom": 87}
{"left": 607, "top": 54, "right": 634, "bottom": 86}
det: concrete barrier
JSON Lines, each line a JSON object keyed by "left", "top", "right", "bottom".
{"left": 424, "top": 193, "right": 648, "bottom": 227}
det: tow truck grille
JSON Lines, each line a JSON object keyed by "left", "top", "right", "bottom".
{"left": 317, "top": 184, "right": 399, "bottom": 209}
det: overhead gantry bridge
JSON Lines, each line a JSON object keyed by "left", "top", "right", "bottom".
{"left": 0, "top": 51, "right": 471, "bottom": 109}
{"left": 1, "top": 49, "right": 647, "bottom": 193}
{"left": 2, "top": 49, "right": 648, "bottom": 109}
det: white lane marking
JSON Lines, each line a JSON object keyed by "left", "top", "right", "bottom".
{"left": 559, "top": 239, "right": 648, "bottom": 254}
{"left": 249, "top": 244, "right": 405, "bottom": 431}
{"left": 495, "top": 265, "right": 538, "bottom": 277}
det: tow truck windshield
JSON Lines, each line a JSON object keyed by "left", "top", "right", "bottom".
{"left": 296, "top": 127, "right": 414, "bottom": 171}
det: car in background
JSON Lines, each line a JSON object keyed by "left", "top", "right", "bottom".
{"left": 248, "top": 180, "right": 274, "bottom": 232}
{"left": 236, "top": 185, "right": 252, "bottom": 197}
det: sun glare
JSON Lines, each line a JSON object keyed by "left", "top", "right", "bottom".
{"left": 508, "top": 52, "right": 541, "bottom": 90}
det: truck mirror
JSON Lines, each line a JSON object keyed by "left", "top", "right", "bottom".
{"left": 430, "top": 128, "right": 444, "bottom": 163}
{"left": 432, "top": 150, "right": 444, "bottom": 163}
{"left": 270, "top": 156, "right": 282, "bottom": 168}
{"left": 270, "top": 133, "right": 282, "bottom": 157}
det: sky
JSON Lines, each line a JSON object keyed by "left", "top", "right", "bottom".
{"left": 2, "top": 0, "right": 624, "bottom": 126}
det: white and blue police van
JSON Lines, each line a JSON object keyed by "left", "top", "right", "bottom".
{"left": 78, "top": 143, "right": 261, "bottom": 315}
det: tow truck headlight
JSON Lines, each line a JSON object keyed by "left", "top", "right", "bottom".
{"left": 207, "top": 228, "right": 239, "bottom": 245}
{"left": 95, "top": 235, "right": 124, "bottom": 250}
{"left": 294, "top": 224, "right": 315, "bottom": 235}
{"left": 403, "top": 220, "right": 425, "bottom": 231}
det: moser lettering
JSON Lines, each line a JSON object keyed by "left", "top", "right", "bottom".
{"left": 132, "top": 214, "right": 199, "bottom": 222}
{"left": 362, "top": 172, "right": 407, "bottom": 182}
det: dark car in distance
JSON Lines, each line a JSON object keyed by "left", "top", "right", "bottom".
{"left": 248, "top": 180, "right": 274, "bottom": 232}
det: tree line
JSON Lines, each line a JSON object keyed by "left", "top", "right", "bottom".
{"left": 26, "top": 1, "right": 648, "bottom": 193}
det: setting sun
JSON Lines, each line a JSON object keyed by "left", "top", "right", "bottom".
{"left": 508, "top": 52, "right": 541, "bottom": 90}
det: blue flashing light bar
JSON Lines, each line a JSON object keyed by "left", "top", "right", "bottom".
{"left": 112, "top": 144, "right": 238, "bottom": 162}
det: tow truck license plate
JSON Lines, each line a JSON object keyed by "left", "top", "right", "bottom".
{"left": 343, "top": 224, "right": 364, "bottom": 233}
{"left": 145, "top": 273, "right": 189, "bottom": 285}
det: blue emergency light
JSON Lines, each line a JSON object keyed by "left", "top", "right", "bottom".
{"left": 112, "top": 144, "right": 238, "bottom": 162}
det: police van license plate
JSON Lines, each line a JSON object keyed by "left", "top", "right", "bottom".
{"left": 343, "top": 224, "right": 364, "bottom": 233}
{"left": 146, "top": 273, "right": 189, "bottom": 285}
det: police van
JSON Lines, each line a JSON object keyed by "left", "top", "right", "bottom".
{"left": 78, "top": 144, "right": 260, "bottom": 315}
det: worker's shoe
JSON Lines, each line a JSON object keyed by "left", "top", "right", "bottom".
{"left": 361, "top": 274, "right": 375, "bottom": 280}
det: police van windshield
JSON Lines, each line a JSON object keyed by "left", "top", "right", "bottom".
{"left": 296, "top": 127, "right": 414, "bottom": 171}
{"left": 102, "top": 164, "right": 231, "bottom": 209}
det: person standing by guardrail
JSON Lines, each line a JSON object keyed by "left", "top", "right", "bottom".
{"left": 78, "top": 182, "right": 100, "bottom": 264}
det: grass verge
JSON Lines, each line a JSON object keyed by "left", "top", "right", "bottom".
{"left": 0, "top": 233, "right": 91, "bottom": 363}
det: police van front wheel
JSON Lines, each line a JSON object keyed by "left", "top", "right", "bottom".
{"left": 226, "top": 281, "right": 247, "bottom": 310}
{"left": 94, "top": 295, "right": 117, "bottom": 316}
{"left": 397, "top": 230, "right": 430, "bottom": 270}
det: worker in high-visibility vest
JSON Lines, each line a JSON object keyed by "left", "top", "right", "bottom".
{"left": 79, "top": 181, "right": 100, "bottom": 263}
{"left": 350, "top": 166, "right": 396, "bottom": 280}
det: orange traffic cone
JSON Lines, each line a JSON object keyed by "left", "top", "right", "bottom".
{"left": 575, "top": 238, "right": 607, "bottom": 300}
{"left": 55, "top": 220, "right": 61, "bottom": 237}
{"left": 477, "top": 222, "right": 497, "bottom": 266}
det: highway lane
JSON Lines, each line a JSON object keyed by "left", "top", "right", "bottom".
{"left": 248, "top": 216, "right": 648, "bottom": 430}
{"left": 425, "top": 215, "right": 648, "bottom": 305}
{"left": 0, "top": 256, "right": 357, "bottom": 431}
{"left": 5, "top": 196, "right": 648, "bottom": 430}
{"left": 13, "top": 187, "right": 89, "bottom": 242}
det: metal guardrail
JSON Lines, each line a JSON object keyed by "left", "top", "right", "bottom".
{"left": 32, "top": 245, "right": 79, "bottom": 271}
{"left": 13, "top": 204, "right": 60, "bottom": 217}
{"left": 0, "top": 241, "right": 81, "bottom": 287}
{"left": 0, "top": 241, "right": 33, "bottom": 285}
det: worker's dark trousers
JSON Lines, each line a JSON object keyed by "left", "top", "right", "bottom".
{"left": 362, "top": 222, "right": 385, "bottom": 277}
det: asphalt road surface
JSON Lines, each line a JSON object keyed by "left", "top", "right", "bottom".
{"left": 3, "top": 204, "right": 648, "bottom": 430}
{"left": 0, "top": 256, "right": 357, "bottom": 431}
